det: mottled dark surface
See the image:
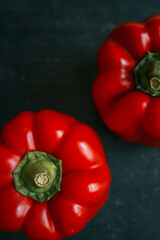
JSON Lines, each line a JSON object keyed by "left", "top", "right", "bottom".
{"left": 0, "top": 1, "right": 160, "bottom": 239}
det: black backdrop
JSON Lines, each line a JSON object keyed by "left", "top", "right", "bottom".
{"left": 1, "top": 1, "right": 160, "bottom": 239}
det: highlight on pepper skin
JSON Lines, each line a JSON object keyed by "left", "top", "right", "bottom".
{"left": 0, "top": 110, "right": 111, "bottom": 240}
{"left": 92, "top": 14, "right": 160, "bottom": 147}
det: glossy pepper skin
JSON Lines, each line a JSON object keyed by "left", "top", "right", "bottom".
{"left": 92, "top": 14, "right": 160, "bottom": 147}
{"left": 0, "top": 110, "right": 111, "bottom": 240}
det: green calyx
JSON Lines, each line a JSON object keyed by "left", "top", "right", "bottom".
{"left": 12, "top": 151, "right": 62, "bottom": 202}
{"left": 134, "top": 52, "right": 160, "bottom": 97}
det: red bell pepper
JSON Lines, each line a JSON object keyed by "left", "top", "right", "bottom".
{"left": 92, "top": 14, "right": 160, "bottom": 146}
{"left": 0, "top": 110, "right": 111, "bottom": 240}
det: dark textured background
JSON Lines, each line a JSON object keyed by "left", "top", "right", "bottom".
{"left": 0, "top": 1, "right": 160, "bottom": 239}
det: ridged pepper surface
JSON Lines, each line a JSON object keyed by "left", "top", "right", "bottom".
{"left": 92, "top": 14, "right": 160, "bottom": 146}
{"left": 0, "top": 110, "right": 111, "bottom": 240}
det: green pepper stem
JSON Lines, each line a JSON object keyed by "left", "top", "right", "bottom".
{"left": 150, "top": 77, "right": 160, "bottom": 90}
{"left": 134, "top": 52, "right": 160, "bottom": 97}
{"left": 12, "top": 151, "right": 62, "bottom": 202}
{"left": 34, "top": 172, "right": 51, "bottom": 187}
